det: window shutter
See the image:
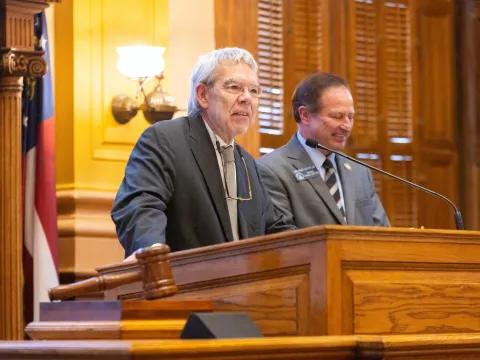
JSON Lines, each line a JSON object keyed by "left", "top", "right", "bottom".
{"left": 258, "top": 0, "right": 324, "bottom": 151}
{"left": 257, "top": 0, "right": 284, "bottom": 136}
{"left": 390, "top": 156, "right": 417, "bottom": 227}
{"left": 384, "top": 0, "right": 415, "bottom": 227}
{"left": 352, "top": 0, "right": 379, "bottom": 145}
{"left": 356, "top": 153, "right": 383, "bottom": 199}
{"left": 385, "top": 0, "right": 412, "bottom": 141}
{"left": 292, "top": 0, "right": 323, "bottom": 80}
{"left": 351, "top": 0, "right": 418, "bottom": 227}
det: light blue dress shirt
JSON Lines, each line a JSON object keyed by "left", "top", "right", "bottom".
{"left": 296, "top": 131, "right": 347, "bottom": 220}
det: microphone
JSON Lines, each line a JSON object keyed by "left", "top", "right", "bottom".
{"left": 305, "top": 138, "right": 464, "bottom": 230}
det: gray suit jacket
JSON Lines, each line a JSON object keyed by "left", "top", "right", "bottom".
{"left": 112, "top": 115, "right": 296, "bottom": 257}
{"left": 256, "top": 134, "right": 390, "bottom": 228}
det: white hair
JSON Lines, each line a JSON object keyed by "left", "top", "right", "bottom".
{"left": 187, "top": 47, "right": 258, "bottom": 116}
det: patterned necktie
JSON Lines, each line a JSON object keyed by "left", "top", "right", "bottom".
{"left": 323, "top": 158, "right": 346, "bottom": 222}
{"left": 221, "top": 145, "right": 239, "bottom": 241}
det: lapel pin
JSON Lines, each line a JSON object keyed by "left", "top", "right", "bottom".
{"left": 344, "top": 163, "right": 352, "bottom": 171}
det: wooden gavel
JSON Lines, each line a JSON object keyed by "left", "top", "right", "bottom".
{"left": 49, "top": 244, "right": 178, "bottom": 301}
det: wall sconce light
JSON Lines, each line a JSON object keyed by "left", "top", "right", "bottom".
{"left": 111, "top": 46, "right": 179, "bottom": 125}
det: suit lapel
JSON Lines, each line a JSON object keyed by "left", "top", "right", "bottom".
{"left": 286, "top": 135, "right": 347, "bottom": 225}
{"left": 235, "top": 147, "right": 249, "bottom": 238}
{"left": 187, "top": 115, "right": 233, "bottom": 241}
{"left": 336, "top": 156, "right": 355, "bottom": 225}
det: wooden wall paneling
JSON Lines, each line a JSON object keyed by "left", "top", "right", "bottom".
{"left": 410, "top": 0, "right": 422, "bottom": 229}
{"left": 477, "top": 0, "right": 480, "bottom": 228}
{"left": 214, "top": 0, "right": 260, "bottom": 157}
{"left": 456, "top": 0, "right": 478, "bottom": 230}
{"left": 415, "top": 0, "right": 458, "bottom": 229}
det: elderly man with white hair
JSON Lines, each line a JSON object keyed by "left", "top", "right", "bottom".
{"left": 112, "top": 47, "right": 296, "bottom": 258}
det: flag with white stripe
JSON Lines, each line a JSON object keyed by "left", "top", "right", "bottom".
{"left": 22, "top": 11, "right": 59, "bottom": 324}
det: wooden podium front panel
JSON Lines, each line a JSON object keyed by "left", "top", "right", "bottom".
{"left": 102, "top": 230, "right": 330, "bottom": 337}
{"left": 173, "top": 267, "right": 310, "bottom": 336}
{"left": 347, "top": 270, "right": 480, "bottom": 334}
{"left": 169, "top": 237, "right": 326, "bottom": 337}
{"left": 331, "top": 235, "right": 480, "bottom": 335}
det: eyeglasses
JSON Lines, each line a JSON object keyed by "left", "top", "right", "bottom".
{"left": 213, "top": 81, "right": 262, "bottom": 98}
{"left": 217, "top": 142, "right": 252, "bottom": 201}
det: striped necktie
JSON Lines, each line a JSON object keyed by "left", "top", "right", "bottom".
{"left": 323, "top": 158, "right": 346, "bottom": 222}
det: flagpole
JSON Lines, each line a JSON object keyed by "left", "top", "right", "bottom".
{"left": 0, "top": 0, "right": 58, "bottom": 341}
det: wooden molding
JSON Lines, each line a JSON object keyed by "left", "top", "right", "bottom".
{"left": 6, "top": 333, "right": 480, "bottom": 359}
{"left": 57, "top": 189, "right": 117, "bottom": 238}
{"left": 56, "top": 189, "right": 124, "bottom": 285}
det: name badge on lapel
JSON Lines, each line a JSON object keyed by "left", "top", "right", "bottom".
{"left": 293, "top": 166, "right": 320, "bottom": 182}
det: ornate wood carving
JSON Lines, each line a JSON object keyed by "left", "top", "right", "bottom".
{"left": 0, "top": 49, "right": 46, "bottom": 77}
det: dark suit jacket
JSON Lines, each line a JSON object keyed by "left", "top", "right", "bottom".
{"left": 111, "top": 114, "right": 295, "bottom": 257}
{"left": 256, "top": 134, "right": 390, "bottom": 228}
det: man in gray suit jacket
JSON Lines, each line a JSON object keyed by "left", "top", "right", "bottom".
{"left": 112, "top": 48, "right": 295, "bottom": 258}
{"left": 257, "top": 72, "right": 389, "bottom": 228}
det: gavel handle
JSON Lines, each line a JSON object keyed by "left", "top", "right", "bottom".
{"left": 49, "top": 270, "right": 142, "bottom": 301}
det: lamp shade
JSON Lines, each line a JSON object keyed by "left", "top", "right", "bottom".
{"left": 116, "top": 46, "right": 166, "bottom": 79}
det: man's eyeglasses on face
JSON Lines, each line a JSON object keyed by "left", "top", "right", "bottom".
{"left": 221, "top": 81, "right": 263, "bottom": 98}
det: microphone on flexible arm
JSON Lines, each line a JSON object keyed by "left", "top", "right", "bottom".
{"left": 305, "top": 138, "right": 465, "bottom": 230}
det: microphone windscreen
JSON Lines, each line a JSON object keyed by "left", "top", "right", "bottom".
{"left": 305, "top": 138, "right": 319, "bottom": 149}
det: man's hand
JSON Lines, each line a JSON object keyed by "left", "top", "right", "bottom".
{"left": 123, "top": 244, "right": 161, "bottom": 262}
{"left": 124, "top": 252, "right": 138, "bottom": 262}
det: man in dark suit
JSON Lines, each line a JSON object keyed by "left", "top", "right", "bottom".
{"left": 257, "top": 72, "right": 390, "bottom": 228}
{"left": 112, "top": 47, "right": 296, "bottom": 258}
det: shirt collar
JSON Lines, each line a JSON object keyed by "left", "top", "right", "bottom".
{"left": 202, "top": 115, "right": 235, "bottom": 149}
{"left": 296, "top": 131, "right": 336, "bottom": 167}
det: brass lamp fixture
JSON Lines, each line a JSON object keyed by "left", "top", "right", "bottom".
{"left": 111, "top": 46, "right": 178, "bottom": 125}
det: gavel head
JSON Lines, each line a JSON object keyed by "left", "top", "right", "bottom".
{"left": 135, "top": 244, "right": 178, "bottom": 300}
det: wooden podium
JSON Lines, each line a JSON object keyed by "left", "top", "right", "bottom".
{"left": 31, "top": 225, "right": 480, "bottom": 339}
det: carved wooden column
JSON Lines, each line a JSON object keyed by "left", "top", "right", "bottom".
{"left": 0, "top": 0, "right": 58, "bottom": 340}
